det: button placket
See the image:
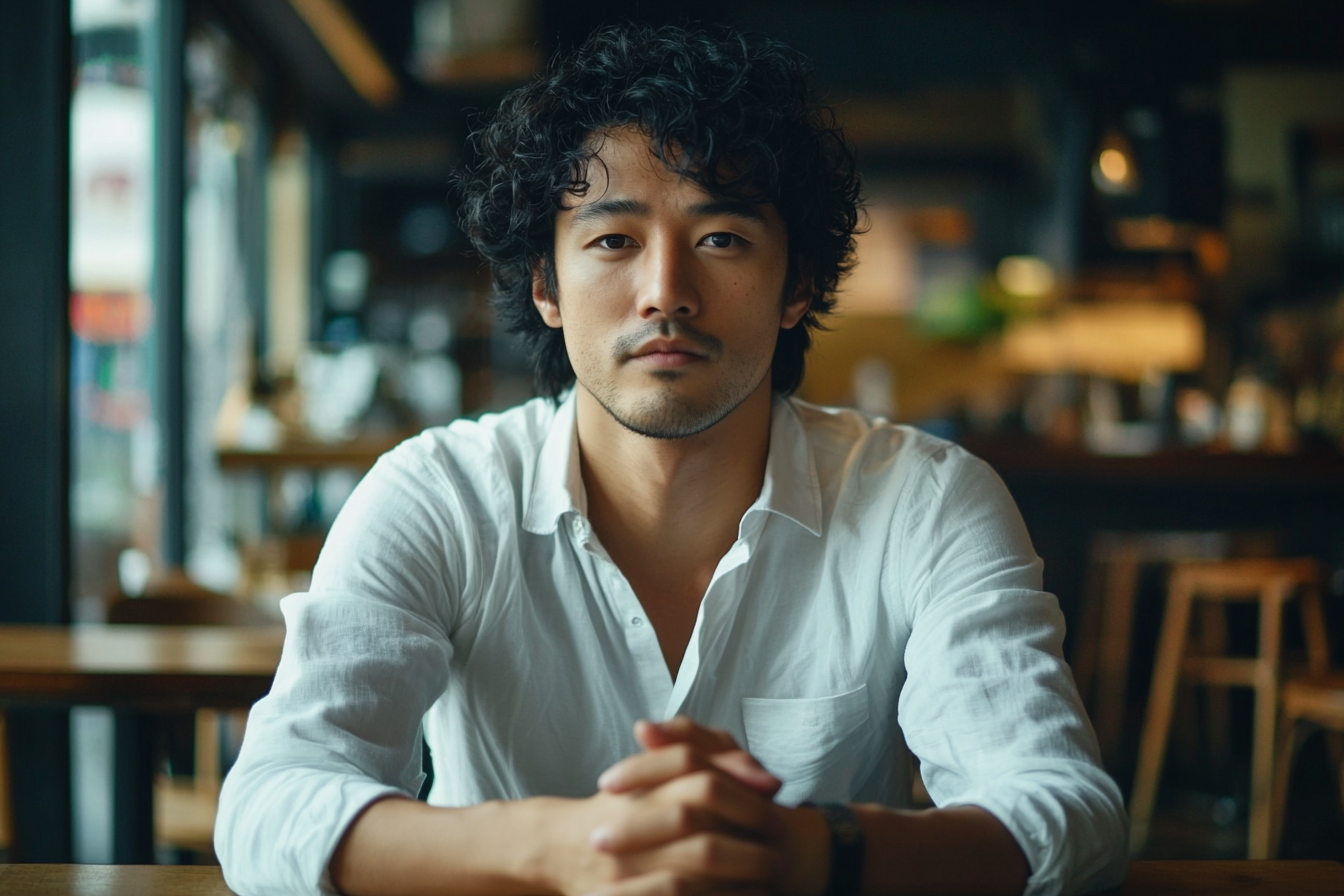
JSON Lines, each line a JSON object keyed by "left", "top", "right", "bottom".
{"left": 663, "top": 539, "right": 754, "bottom": 719}
{"left": 588, "top": 552, "right": 671, "bottom": 714}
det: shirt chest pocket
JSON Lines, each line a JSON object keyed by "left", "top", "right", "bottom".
{"left": 741, "top": 684, "right": 869, "bottom": 806}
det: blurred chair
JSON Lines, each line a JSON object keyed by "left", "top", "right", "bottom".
{"left": 1071, "top": 531, "right": 1230, "bottom": 767}
{"left": 106, "top": 573, "right": 272, "bottom": 855}
{"left": 1128, "top": 558, "right": 1330, "bottom": 859}
{"left": 1269, "top": 671, "right": 1344, "bottom": 857}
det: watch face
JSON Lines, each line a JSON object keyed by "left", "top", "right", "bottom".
{"left": 834, "top": 816, "right": 862, "bottom": 844}
{"left": 819, "top": 804, "right": 862, "bottom": 843}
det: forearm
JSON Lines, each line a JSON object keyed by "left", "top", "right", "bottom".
{"left": 329, "top": 795, "right": 566, "bottom": 896}
{"left": 781, "top": 804, "right": 1029, "bottom": 896}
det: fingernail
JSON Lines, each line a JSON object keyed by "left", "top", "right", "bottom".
{"left": 589, "top": 825, "right": 612, "bottom": 849}
{"left": 597, "top": 768, "right": 619, "bottom": 790}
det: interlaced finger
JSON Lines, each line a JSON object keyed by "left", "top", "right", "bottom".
{"left": 592, "top": 803, "right": 723, "bottom": 852}
{"left": 635, "top": 717, "right": 740, "bottom": 753}
{"left": 594, "top": 770, "right": 781, "bottom": 855}
{"left": 602, "top": 741, "right": 779, "bottom": 798}
{"left": 617, "top": 833, "right": 781, "bottom": 885}
{"left": 600, "top": 743, "right": 709, "bottom": 793}
{"left": 632, "top": 719, "right": 780, "bottom": 798}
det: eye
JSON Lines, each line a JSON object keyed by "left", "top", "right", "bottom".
{"left": 597, "top": 234, "right": 634, "bottom": 250}
{"left": 701, "top": 233, "right": 738, "bottom": 249}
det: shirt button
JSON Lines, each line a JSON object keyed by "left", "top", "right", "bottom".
{"left": 631, "top": 616, "right": 643, "bottom": 626}
{"left": 571, "top": 518, "right": 584, "bottom": 536}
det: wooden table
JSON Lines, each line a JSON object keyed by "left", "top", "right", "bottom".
{"left": 0, "top": 624, "right": 284, "bottom": 863}
{"left": 0, "top": 624, "right": 285, "bottom": 711}
{"left": 0, "top": 861, "right": 1341, "bottom": 895}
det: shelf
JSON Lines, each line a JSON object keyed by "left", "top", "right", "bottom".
{"left": 216, "top": 433, "right": 413, "bottom": 471}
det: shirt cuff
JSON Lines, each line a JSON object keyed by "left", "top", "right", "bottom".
{"left": 315, "top": 782, "right": 411, "bottom": 895}
{"left": 943, "top": 772, "right": 1128, "bottom": 896}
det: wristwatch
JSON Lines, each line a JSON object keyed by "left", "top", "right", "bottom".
{"left": 804, "top": 801, "right": 866, "bottom": 896}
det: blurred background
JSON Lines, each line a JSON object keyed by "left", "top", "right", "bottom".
{"left": 2, "top": 0, "right": 1344, "bottom": 872}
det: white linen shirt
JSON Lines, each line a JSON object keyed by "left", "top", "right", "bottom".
{"left": 216, "top": 393, "right": 1128, "bottom": 896}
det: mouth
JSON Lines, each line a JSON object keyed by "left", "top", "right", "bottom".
{"left": 628, "top": 338, "right": 709, "bottom": 369}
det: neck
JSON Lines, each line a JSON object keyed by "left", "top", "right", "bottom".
{"left": 575, "top": 380, "right": 774, "bottom": 569}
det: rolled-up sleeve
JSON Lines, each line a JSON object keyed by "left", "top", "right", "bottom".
{"left": 896, "top": 448, "right": 1128, "bottom": 896}
{"left": 215, "top": 442, "right": 465, "bottom": 896}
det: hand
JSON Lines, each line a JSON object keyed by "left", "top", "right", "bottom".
{"left": 594, "top": 718, "right": 831, "bottom": 896}
{"left": 532, "top": 782, "right": 783, "bottom": 896}
{"left": 599, "top": 717, "right": 781, "bottom": 799}
{"left": 528, "top": 719, "right": 782, "bottom": 896}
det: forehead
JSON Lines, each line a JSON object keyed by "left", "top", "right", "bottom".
{"left": 562, "top": 126, "right": 778, "bottom": 225}
{"left": 572, "top": 127, "right": 704, "bottom": 201}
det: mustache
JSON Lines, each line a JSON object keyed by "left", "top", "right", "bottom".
{"left": 613, "top": 320, "right": 723, "bottom": 360}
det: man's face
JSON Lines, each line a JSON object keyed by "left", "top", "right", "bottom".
{"left": 534, "top": 127, "right": 808, "bottom": 440}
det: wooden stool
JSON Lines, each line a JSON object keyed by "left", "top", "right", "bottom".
{"left": 1072, "top": 532, "right": 1229, "bottom": 766}
{"left": 1128, "top": 558, "right": 1330, "bottom": 859}
{"left": 106, "top": 582, "right": 270, "bottom": 855}
{"left": 1269, "top": 672, "right": 1344, "bottom": 857}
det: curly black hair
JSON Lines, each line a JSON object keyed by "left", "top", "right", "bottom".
{"left": 455, "top": 22, "right": 861, "bottom": 399}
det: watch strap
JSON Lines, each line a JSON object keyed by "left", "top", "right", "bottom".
{"left": 804, "top": 801, "right": 865, "bottom": 896}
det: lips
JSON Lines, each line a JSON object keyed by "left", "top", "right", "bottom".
{"left": 615, "top": 326, "right": 722, "bottom": 368}
{"left": 632, "top": 338, "right": 706, "bottom": 360}
{"left": 627, "top": 337, "right": 710, "bottom": 370}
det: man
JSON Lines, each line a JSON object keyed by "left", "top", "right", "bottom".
{"left": 216, "top": 23, "right": 1127, "bottom": 896}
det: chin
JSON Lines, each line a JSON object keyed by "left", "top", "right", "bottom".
{"left": 597, "top": 390, "right": 728, "bottom": 440}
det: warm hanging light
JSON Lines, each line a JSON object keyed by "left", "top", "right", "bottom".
{"left": 1098, "top": 149, "right": 1129, "bottom": 184}
{"left": 1092, "top": 128, "right": 1140, "bottom": 196}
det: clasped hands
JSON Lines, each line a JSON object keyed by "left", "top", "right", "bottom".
{"left": 542, "top": 717, "right": 828, "bottom": 896}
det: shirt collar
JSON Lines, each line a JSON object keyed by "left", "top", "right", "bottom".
{"left": 753, "top": 397, "right": 823, "bottom": 536}
{"left": 522, "top": 391, "right": 585, "bottom": 535}
{"left": 521, "top": 392, "right": 822, "bottom": 538}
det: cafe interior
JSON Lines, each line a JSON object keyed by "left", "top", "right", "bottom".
{"left": 2, "top": 0, "right": 1344, "bottom": 882}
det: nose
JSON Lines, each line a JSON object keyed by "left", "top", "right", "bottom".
{"left": 635, "top": 237, "right": 700, "bottom": 321}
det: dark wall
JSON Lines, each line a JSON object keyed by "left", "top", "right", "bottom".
{"left": 0, "top": 0, "right": 70, "bottom": 626}
{"left": 0, "top": 0, "right": 74, "bottom": 863}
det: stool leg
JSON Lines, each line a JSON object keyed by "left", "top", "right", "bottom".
{"left": 1095, "top": 554, "right": 1139, "bottom": 768}
{"left": 1197, "top": 602, "right": 1231, "bottom": 778}
{"left": 1299, "top": 583, "right": 1331, "bottom": 676}
{"left": 1247, "top": 587, "right": 1285, "bottom": 859}
{"left": 1130, "top": 579, "right": 1195, "bottom": 854}
{"left": 1269, "top": 716, "right": 1305, "bottom": 858}
{"left": 1327, "top": 732, "right": 1344, "bottom": 814}
{"left": 1072, "top": 554, "right": 1108, "bottom": 707}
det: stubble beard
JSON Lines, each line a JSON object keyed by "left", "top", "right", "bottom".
{"left": 582, "top": 323, "right": 771, "bottom": 440}
{"left": 590, "top": 368, "right": 767, "bottom": 439}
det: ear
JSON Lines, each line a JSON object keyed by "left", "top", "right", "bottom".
{"left": 780, "top": 276, "right": 811, "bottom": 330}
{"left": 531, "top": 262, "right": 563, "bottom": 329}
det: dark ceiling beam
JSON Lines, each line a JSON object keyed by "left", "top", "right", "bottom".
{"left": 287, "top": 0, "right": 399, "bottom": 106}
{"left": 235, "top": 0, "right": 376, "bottom": 117}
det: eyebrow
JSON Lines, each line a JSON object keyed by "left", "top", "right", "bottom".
{"left": 566, "top": 196, "right": 768, "bottom": 227}
{"left": 568, "top": 198, "right": 650, "bottom": 227}
{"left": 689, "top": 199, "right": 767, "bottom": 223}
